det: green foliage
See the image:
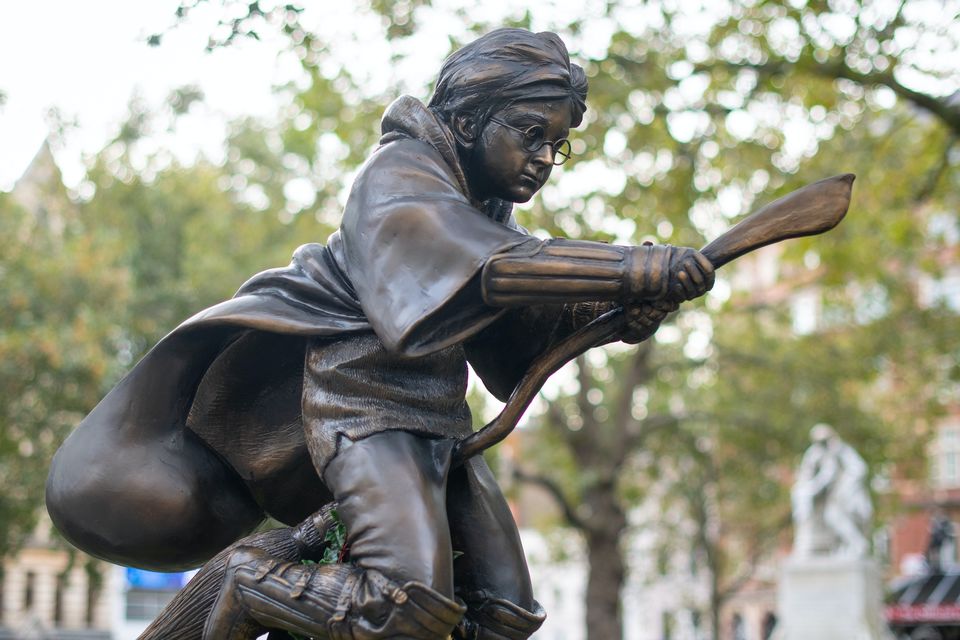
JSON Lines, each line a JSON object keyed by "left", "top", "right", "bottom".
{"left": 0, "top": 191, "right": 126, "bottom": 557}
{"left": 318, "top": 509, "right": 348, "bottom": 565}
{"left": 287, "top": 510, "right": 346, "bottom": 640}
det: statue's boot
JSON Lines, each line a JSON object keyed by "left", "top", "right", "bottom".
{"left": 453, "top": 597, "right": 546, "bottom": 640}
{"left": 203, "top": 546, "right": 465, "bottom": 640}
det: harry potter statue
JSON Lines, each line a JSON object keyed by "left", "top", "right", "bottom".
{"left": 47, "top": 26, "right": 855, "bottom": 639}
{"left": 47, "top": 29, "right": 714, "bottom": 640}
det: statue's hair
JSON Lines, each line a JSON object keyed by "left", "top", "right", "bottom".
{"left": 428, "top": 28, "right": 588, "bottom": 128}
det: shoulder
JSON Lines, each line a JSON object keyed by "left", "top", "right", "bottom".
{"left": 358, "top": 137, "right": 462, "bottom": 190}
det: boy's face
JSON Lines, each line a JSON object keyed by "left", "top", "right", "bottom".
{"left": 469, "top": 99, "right": 573, "bottom": 203}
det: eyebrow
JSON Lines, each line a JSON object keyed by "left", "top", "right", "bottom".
{"left": 503, "top": 112, "right": 549, "bottom": 126}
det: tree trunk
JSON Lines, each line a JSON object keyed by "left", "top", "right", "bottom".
{"left": 585, "top": 530, "right": 625, "bottom": 640}
{"left": 710, "top": 569, "right": 721, "bottom": 640}
{"left": 583, "top": 486, "right": 627, "bottom": 640}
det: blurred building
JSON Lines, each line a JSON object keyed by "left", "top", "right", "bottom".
{"left": 0, "top": 511, "right": 195, "bottom": 640}
{"left": 0, "top": 515, "right": 110, "bottom": 640}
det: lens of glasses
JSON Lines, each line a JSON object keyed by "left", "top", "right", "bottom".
{"left": 520, "top": 126, "right": 546, "bottom": 152}
{"left": 552, "top": 139, "right": 572, "bottom": 165}
{"left": 520, "top": 126, "right": 571, "bottom": 165}
{"left": 490, "top": 118, "right": 573, "bottom": 166}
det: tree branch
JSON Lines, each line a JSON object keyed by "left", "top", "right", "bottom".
{"left": 695, "top": 58, "right": 960, "bottom": 136}
{"left": 575, "top": 354, "right": 596, "bottom": 431}
{"left": 717, "top": 511, "right": 793, "bottom": 602}
{"left": 914, "top": 134, "right": 958, "bottom": 204}
{"left": 825, "top": 63, "right": 960, "bottom": 136}
{"left": 612, "top": 342, "right": 653, "bottom": 456}
{"left": 624, "top": 412, "right": 680, "bottom": 452}
{"left": 540, "top": 377, "right": 592, "bottom": 453}
{"left": 513, "top": 467, "right": 590, "bottom": 532}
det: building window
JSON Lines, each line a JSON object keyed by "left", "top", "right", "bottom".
{"left": 86, "top": 578, "right": 100, "bottom": 627}
{"left": 24, "top": 571, "right": 35, "bottom": 611}
{"left": 661, "top": 610, "right": 673, "bottom": 640}
{"left": 932, "top": 420, "right": 960, "bottom": 489}
{"left": 691, "top": 609, "right": 702, "bottom": 637}
{"left": 54, "top": 573, "right": 67, "bottom": 625}
{"left": 763, "top": 612, "right": 778, "bottom": 640}
{"left": 731, "top": 613, "right": 746, "bottom": 640}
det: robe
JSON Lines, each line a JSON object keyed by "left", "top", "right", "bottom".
{"left": 45, "top": 96, "right": 567, "bottom": 571}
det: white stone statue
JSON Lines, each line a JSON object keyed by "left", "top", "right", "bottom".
{"left": 791, "top": 423, "right": 872, "bottom": 558}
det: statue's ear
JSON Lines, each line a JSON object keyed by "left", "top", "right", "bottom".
{"left": 452, "top": 113, "right": 479, "bottom": 149}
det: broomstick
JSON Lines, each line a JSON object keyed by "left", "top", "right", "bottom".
{"left": 453, "top": 173, "right": 855, "bottom": 464}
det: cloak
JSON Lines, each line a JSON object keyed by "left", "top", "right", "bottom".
{"left": 45, "top": 97, "right": 540, "bottom": 570}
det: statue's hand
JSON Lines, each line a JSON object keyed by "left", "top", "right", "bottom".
{"left": 666, "top": 247, "right": 715, "bottom": 302}
{"left": 620, "top": 299, "right": 679, "bottom": 344}
{"left": 624, "top": 244, "right": 714, "bottom": 302}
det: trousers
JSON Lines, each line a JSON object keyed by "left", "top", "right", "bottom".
{"left": 323, "top": 430, "right": 535, "bottom": 610}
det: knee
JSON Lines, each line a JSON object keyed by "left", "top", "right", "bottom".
{"left": 323, "top": 432, "right": 456, "bottom": 593}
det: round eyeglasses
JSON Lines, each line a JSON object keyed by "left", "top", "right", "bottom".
{"left": 488, "top": 117, "right": 573, "bottom": 166}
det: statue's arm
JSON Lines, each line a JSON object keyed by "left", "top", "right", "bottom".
{"left": 480, "top": 239, "right": 714, "bottom": 307}
{"left": 808, "top": 455, "right": 839, "bottom": 494}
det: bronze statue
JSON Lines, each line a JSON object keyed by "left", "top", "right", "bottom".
{"left": 45, "top": 28, "right": 853, "bottom": 640}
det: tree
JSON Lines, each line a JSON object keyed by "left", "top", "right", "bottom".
{"left": 491, "top": 3, "right": 955, "bottom": 638}
{"left": 0, "top": 170, "right": 127, "bottom": 558}
{"left": 78, "top": 92, "right": 340, "bottom": 358}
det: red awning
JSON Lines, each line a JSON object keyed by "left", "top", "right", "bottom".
{"left": 888, "top": 573, "right": 960, "bottom": 626}
{"left": 888, "top": 604, "right": 960, "bottom": 624}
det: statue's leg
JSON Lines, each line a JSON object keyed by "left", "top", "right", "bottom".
{"left": 824, "top": 499, "right": 868, "bottom": 556}
{"left": 204, "top": 431, "right": 466, "bottom": 639}
{"left": 447, "top": 456, "right": 546, "bottom": 640}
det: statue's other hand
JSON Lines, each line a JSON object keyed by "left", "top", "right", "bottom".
{"left": 621, "top": 299, "right": 679, "bottom": 344}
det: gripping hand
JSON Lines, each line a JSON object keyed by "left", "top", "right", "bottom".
{"left": 621, "top": 298, "right": 680, "bottom": 344}
{"left": 624, "top": 243, "right": 714, "bottom": 303}
{"left": 665, "top": 246, "right": 714, "bottom": 302}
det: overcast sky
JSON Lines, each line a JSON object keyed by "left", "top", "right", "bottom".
{"left": 0, "top": 0, "right": 614, "bottom": 192}
{"left": 0, "top": 0, "right": 301, "bottom": 190}
{"left": 3, "top": 1, "right": 954, "bottom": 195}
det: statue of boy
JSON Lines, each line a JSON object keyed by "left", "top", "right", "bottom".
{"left": 47, "top": 28, "right": 713, "bottom": 639}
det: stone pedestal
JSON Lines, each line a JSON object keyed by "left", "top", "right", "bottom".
{"left": 776, "top": 557, "right": 893, "bottom": 640}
